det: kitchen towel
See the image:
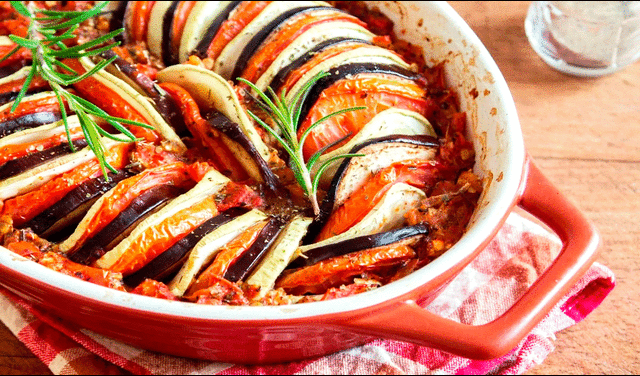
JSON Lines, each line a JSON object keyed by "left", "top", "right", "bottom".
{"left": 0, "top": 213, "right": 616, "bottom": 375}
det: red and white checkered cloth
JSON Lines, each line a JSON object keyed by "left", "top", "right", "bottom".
{"left": 0, "top": 213, "right": 615, "bottom": 375}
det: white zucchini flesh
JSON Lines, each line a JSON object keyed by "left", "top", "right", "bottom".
{"left": 283, "top": 45, "right": 411, "bottom": 103}
{"left": 311, "top": 108, "right": 437, "bottom": 189}
{"left": 253, "top": 20, "right": 375, "bottom": 92}
{"left": 298, "top": 183, "right": 427, "bottom": 254}
{"left": 246, "top": 216, "right": 313, "bottom": 295}
{"left": 179, "top": 1, "right": 232, "bottom": 63}
{"left": 0, "top": 139, "right": 118, "bottom": 201}
{"left": 168, "top": 209, "right": 269, "bottom": 297}
{"left": 213, "top": 1, "right": 330, "bottom": 79}
{"left": 145, "top": 1, "right": 176, "bottom": 60}
{"left": 156, "top": 65, "right": 271, "bottom": 161}
{"left": 78, "top": 57, "right": 187, "bottom": 154}
{"left": 94, "top": 169, "right": 231, "bottom": 270}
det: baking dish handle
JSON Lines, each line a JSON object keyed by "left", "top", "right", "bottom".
{"left": 342, "top": 156, "right": 600, "bottom": 359}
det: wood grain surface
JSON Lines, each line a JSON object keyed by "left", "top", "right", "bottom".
{"left": 0, "top": 1, "right": 638, "bottom": 374}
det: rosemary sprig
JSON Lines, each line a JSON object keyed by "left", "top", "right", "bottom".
{"left": 0, "top": 1, "right": 151, "bottom": 177}
{"left": 238, "top": 72, "right": 365, "bottom": 216}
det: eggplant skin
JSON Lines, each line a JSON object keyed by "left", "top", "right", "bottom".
{"left": 291, "top": 224, "right": 428, "bottom": 268}
{"left": 0, "top": 139, "right": 88, "bottom": 181}
{"left": 205, "top": 111, "right": 281, "bottom": 193}
{"left": 0, "top": 112, "right": 62, "bottom": 139}
{"left": 23, "top": 169, "right": 135, "bottom": 236}
{"left": 124, "top": 207, "right": 250, "bottom": 287}
{"left": 296, "top": 63, "right": 421, "bottom": 128}
{"left": 191, "top": 1, "right": 242, "bottom": 59}
{"left": 68, "top": 184, "right": 184, "bottom": 265}
{"left": 305, "top": 135, "right": 439, "bottom": 243}
{"left": 223, "top": 216, "right": 288, "bottom": 282}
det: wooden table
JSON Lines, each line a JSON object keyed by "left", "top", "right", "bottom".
{"left": 0, "top": 1, "right": 638, "bottom": 374}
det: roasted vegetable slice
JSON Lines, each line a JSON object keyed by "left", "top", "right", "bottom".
{"left": 168, "top": 209, "right": 268, "bottom": 297}
{"left": 0, "top": 92, "right": 66, "bottom": 138}
{"left": 124, "top": 207, "right": 249, "bottom": 287}
{"left": 276, "top": 244, "right": 417, "bottom": 295}
{"left": 94, "top": 168, "right": 231, "bottom": 275}
{"left": 124, "top": 1, "right": 156, "bottom": 44}
{"left": 0, "top": 66, "right": 49, "bottom": 106}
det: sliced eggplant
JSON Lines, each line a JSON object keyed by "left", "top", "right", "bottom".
{"left": 311, "top": 109, "right": 437, "bottom": 189}
{"left": 124, "top": 207, "right": 250, "bottom": 287}
{"left": 104, "top": 1, "right": 128, "bottom": 40}
{"left": 259, "top": 35, "right": 373, "bottom": 94}
{"left": 282, "top": 45, "right": 411, "bottom": 103}
{"left": 146, "top": 1, "right": 179, "bottom": 62}
{"left": 301, "top": 182, "right": 427, "bottom": 252}
{"left": 168, "top": 208, "right": 269, "bottom": 297}
{"left": 294, "top": 63, "right": 421, "bottom": 129}
{"left": 0, "top": 138, "right": 119, "bottom": 201}
{"left": 68, "top": 184, "right": 184, "bottom": 265}
{"left": 95, "top": 168, "right": 231, "bottom": 271}
{"left": 231, "top": 6, "right": 338, "bottom": 81}
{"left": 24, "top": 169, "right": 135, "bottom": 237}
{"left": 100, "top": 50, "right": 189, "bottom": 137}
{"left": 205, "top": 111, "right": 280, "bottom": 192}
{"left": 246, "top": 215, "right": 313, "bottom": 294}
{"left": 290, "top": 224, "right": 427, "bottom": 268}
{"left": 181, "top": 1, "right": 240, "bottom": 63}
{"left": 213, "top": 1, "right": 330, "bottom": 80}
{"left": 0, "top": 92, "right": 65, "bottom": 138}
{"left": 223, "top": 216, "right": 288, "bottom": 282}
{"left": 157, "top": 64, "right": 271, "bottom": 161}
{"left": 77, "top": 57, "right": 187, "bottom": 154}
{"left": 0, "top": 139, "right": 88, "bottom": 181}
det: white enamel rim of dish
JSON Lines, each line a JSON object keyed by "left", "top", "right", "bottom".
{"left": 0, "top": 2, "right": 525, "bottom": 321}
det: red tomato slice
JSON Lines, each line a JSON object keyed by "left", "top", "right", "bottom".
{"left": 275, "top": 244, "right": 416, "bottom": 295}
{"left": 63, "top": 59, "right": 160, "bottom": 143}
{"left": 107, "top": 196, "right": 220, "bottom": 276}
{"left": 128, "top": 1, "right": 156, "bottom": 43}
{"left": 0, "top": 126, "right": 85, "bottom": 166}
{"left": 67, "top": 162, "right": 197, "bottom": 253}
{"left": 0, "top": 94, "right": 66, "bottom": 124}
{"left": 240, "top": 11, "right": 366, "bottom": 84}
{"left": 205, "top": 1, "right": 271, "bottom": 61}
{"left": 1, "top": 142, "right": 131, "bottom": 227}
{"left": 171, "top": 1, "right": 197, "bottom": 56}
{"left": 131, "top": 279, "right": 178, "bottom": 300}
{"left": 186, "top": 221, "right": 267, "bottom": 296}
{"left": 39, "top": 252, "right": 126, "bottom": 291}
{"left": 315, "top": 160, "right": 443, "bottom": 242}
{"left": 298, "top": 74, "right": 438, "bottom": 160}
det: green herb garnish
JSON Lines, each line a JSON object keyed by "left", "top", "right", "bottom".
{"left": 0, "top": 1, "right": 151, "bottom": 177}
{"left": 238, "top": 72, "right": 365, "bottom": 216}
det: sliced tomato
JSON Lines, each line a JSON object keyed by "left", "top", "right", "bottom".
{"left": 0, "top": 74, "right": 49, "bottom": 99}
{"left": 240, "top": 11, "right": 366, "bottom": 84}
{"left": 315, "top": 160, "right": 443, "bottom": 242}
{"left": 0, "top": 93, "right": 66, "bottom": 124}
{"left": 5, "top": 240, "right": 45, "bottom": 262}
{"left": 158, "top": 82, "right": 249, "bottom": 181}
{"left": 0, "top": 127, "right": 85, "bottom": 166}
{"left": 63, "top": 59, "right": 160, "bottom": 143}
{"left": 127, "top": 1, "right": 156, "bottom": 43}
{"left": 276, "top": 41, "right": 371, "bottom": 95}
{"left": 38, "top": 251, "right": 126, "bottom": 291}
{"left": 186, "top": 221, "right": 267, "bottom": 296}
{"left": 205, "top": 1, "right": 271, "bottom": 61}
{"left": 171, "top": 1, "right": 196, "bottom": 57}
{"left": 275, "top": 244, "right": 416, "bottom": 295}
{"left": 214, "top": 181, "right": 263, "bottom": 212}
{"left": 107, "top": 196, "right": 220, "bottom": 276}
{"left": 187, "top": 275, "right": 250, "bottom": 306}
{"left": 1, "top": 142, "right": 131, "bottom": 227}
{"left": 298, "top": 74, "right": 438, "bottom": 159}
{"left": 131, "top": 279, "right": 178, "bottom": 300}
{"left": 66, "top": 162, "right": 197, "bottom": 252}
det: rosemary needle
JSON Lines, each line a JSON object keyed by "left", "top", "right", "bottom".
{"left": 0, "top": 1, "right": 151, "bottom": 178}
{"left": 238, "top": 73, "right": 365, "bottom": 216}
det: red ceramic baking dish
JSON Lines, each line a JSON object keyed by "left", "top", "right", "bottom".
{"left": 0, "top": 1, "right": 599, "bottom": 364}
